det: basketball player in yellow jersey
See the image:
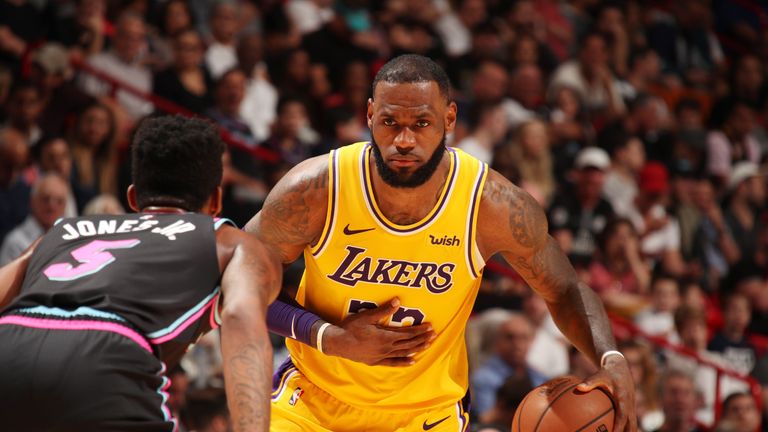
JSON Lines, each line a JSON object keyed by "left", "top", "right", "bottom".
{"left": 246, "top": 54, "right": 637, "bottom": 432}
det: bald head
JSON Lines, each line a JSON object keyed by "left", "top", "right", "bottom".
{"left": 31, "top": 174, "right": 69, "bottom": 230}
{"left": 495, "top": 313, "right": 534, "bottom": 368}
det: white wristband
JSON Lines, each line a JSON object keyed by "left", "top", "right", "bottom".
{"left": 600, "top": 350, "right": 624, "bottom": 367}
{"left": 316, "top": 323, "right": 331, "bottom": 354}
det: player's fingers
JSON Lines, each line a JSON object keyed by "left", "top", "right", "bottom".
{"left": 385, "top": 323, "right": 433, "bottom": 335}
{"left": 358, "top": 297, "right": 400, "bottom": 322}
{"left": 375, "top": 357, "right": 416, "bottom": 367}
{"left": 390, "top": 331, "right": 435, "bottom": 349}
{"left": 576, "top": 375, "right": 614, "bottom": 395}
{"left": 387, "top": 340, "right": 432, "bottom": 357}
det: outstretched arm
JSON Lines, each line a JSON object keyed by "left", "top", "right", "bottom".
{"left": 218, "top": 229, "right": 282, "bottom": 432}
{"left": 0, "top": 238, "right": 40, "bottom": 309}
{"left": 478, "top": 171, "right": 636, "bottom": 432}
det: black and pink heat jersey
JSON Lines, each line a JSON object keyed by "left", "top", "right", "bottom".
{"left": 5, "top": 213, "right": 231, "bottom": 367}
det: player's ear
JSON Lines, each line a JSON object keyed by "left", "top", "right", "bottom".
{"left": 366, "top": 98, "right": 374, "bottom": 129}
{"left": 444, "top": 101, "right": 457, "bottom": 134}
{"left": 126, "top": 185, "right": 139, "bottom": 212}
{"left": 205, "top": 186, "right": 223, "bottom": 217}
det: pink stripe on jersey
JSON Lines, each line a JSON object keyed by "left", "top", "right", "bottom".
{"left": 150, "top": 295, "right": 218, "bottom": 345}
{"left": 0, "top": 315, "right": 152, "bottom": 353}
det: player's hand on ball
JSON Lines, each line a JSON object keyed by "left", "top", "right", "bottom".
{"left": 577, "top": 354, "right": 637, "bottom": 432}
{"left": 322, "top": 298, "right": 436, "bottom": 366}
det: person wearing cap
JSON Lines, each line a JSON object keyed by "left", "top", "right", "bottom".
{"left": 547, "top": 146, "right": 615, "bottom": 267}
{"left": 29, "top": 43, "right": 96, "bottom": 136}
{"left": 724, "top": 162, "right": 766, "bottom": 260}
{"left": 624, "top": 162, "right": 686, "bottom": 277}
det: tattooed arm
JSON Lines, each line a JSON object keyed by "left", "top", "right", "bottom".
{"left": 477, "top": 171, "right": 637, "bottom": 432}
{"left": 244, "top": 156, "right": 330, "bottom": 264}
{"left": 217, "top": 227, "right": 282, "bottom": 432}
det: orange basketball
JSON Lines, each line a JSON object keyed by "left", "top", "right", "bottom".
{"left": 511, "top": 375, "right": 615, "bottom": 432}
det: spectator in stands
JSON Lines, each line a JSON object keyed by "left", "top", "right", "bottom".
{"left": 636, "top": 275, "right": 680, "bottom": 341}
{"left": 0, "top": 0, "right": 45, "bottom": 76}
{"left": 313, "top": 105, "right": 366, "bottom": 155}
{"left": 549, "top": 32, "right": 625, "bottom": 120}
{"left": 0, "top": 127, "right": 30, "bottom": 243}
{"left": 709, "top": 292, "right": 757, "bottom": 375}
{"left": 619, "top": 339, "right": 663, "bottom": 431}
{"left": 714, "top": 392, "right": 760, "bottom": 432}
{"left": 521, "top": 288, "right": 568, "bottom": 380}
{"left": 455, "top": 102, "right": 507, "bottom": 165}
{"left": 70, "top": 103, "right": 118, "bottom": 196}
{"left": 691, "top": 177, "right": 741, "bottom": 289}
{"left": 670, "top": 305, "right": 749, "bottom": 426}
{"left": 81, "top": 193, "right": 124, "bottom": 215}
{"left": 600, "top": 93, "right": 673, "bottom": 164}
{"left": 185, "top": 390, "right": 230, "bottom": 432}
{"left": 602, "top": 129, "right": 645, "bottom": 217}
{"left": 652, "top": 369, "right": 705, "bottom": 432}
{"left": 625, "top": 162, "right": 687, "bottom": 277}
{"left": 35, "top": 136, "right": 95, "bottom": 216}
{"left": 588, "top": 217, "right": 650, "bottom": 314}
{"left": 503, "top": 64, "right": 545, "bottom": 129}
{"left": 30, "top": 43, "right": 96, "bottom": 137}
{"left": 507, "top": 119, "right": 554, "bottom": 205}
{"left": 724, "top": 162, "right": 765, "bottom": 261}
{"left": 237, "top": 31, "right": 278, "bottom": 144}
{"left": 3, "top": 81, "right": 43, "bottom": 146}
{"left": 646, "top": 0, "right": 724, "bottom": 86}
{"left": 547, "top": 85, "right": 595, "bottom": 183}
{"left": 205, "top": 1, "right": 240, "bottom": 79}
{"left": 0, "top": 174, "right": 68, "bottom": 265}
{"left": 475, "top": 375, "right": 533, "bottom": 431}
{"left": 706, "top": 101, "right": 761, "bottom": 189}
{"left": 548, "top": 146, "right": 614, "bottom": 266}
{"left": 206, "top": 68, "right": 257, "bottom": 148}
{"left": 48, "top": 0, "right": 109, "bottom": 57}
{"left": 153, "top": 28, "right": 214, "bottom": 115}
{"left": 285, "top": 0, "right": 335, "bottom": 36}
{"left": 620, "top": 47, "right": 663, "bottom": 102}
{"left": 80, "top": 12, "right": 153, "bottom": 121}
{"left": 729, "top": 53, "right": 767, "bottom": 111}
{"left": 262, "top": 94, "right": 319, "bottom": 182}
{"left": 453, "top": 60, "right": 509, "bottom": 141}
{"left": 670, "top": 159, "right": 704, "bottom": 264}
{"left": 149, "top": 0, "right": 194, "bottom": 70}
{"left": 723, "top": 260, "right": 768, "bottom": 336}
{"left": 470, "top": 313, "right": 546, "bottom": 417}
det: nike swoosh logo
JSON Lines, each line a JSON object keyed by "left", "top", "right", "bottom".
{"left": 290, "top": 316, "right": 296, "bottom": 339}
{"left": 423, "top": 415, "right": 450, "bottom": 430}
{"left": 343, "top": 224, "right": 375, "bottom": 235}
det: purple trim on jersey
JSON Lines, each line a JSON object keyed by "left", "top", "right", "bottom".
{"left": 312, "top": 149, "right": 338, "bottom": 257}
{"left": 362, "top": 145, "right": 458, "bottom": 234}
{"left": 0, "top": 315, "right": 152, "bottom": 353}
{"left": 466, "top": 162, "right": 486, "bottom": 278}
{"left": 148, "top": 291, "right": 219, "bottom": 344}
{"left": 271, "top": 357, "right": 298, "bottom": 402}
{"left": 267, "top": 300, "right": 321, "bottom": 346}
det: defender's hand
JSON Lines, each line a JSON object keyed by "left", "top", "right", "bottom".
{"left": 577, "top": 355, "right": 637, "bottom": 432}
{"left": 322, "top": 298, "right": 436, "bottom": 366}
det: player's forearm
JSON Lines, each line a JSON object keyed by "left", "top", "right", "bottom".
{"left": 221, "top": 314, "right": 272, "bottom": 432}
{"left": 0, "top": 239, "right": 38, "bottom": 309}
{"left": 267, "top": 298, "right": 326, "bottom": 349}
{"left": 548, "top": 281, "right": 618, "bottom": 366}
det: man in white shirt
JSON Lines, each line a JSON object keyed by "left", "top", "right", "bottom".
{"left": 205, "top": 1, "right": 239, "bottom": 79}
{"left": 79, "top": 12, "right": 153, "bottom": 120}
{"left": 236, "top": 32, "right": 278, "bottom": 144}
{"left": 0, "top": 174, "right": 68, "bottom": 265}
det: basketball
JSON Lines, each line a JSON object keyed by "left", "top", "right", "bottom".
{"left": 511, "top": 375, "right": 615, "bottom": 432}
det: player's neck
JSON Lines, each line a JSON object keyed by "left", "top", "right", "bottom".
{"left": 142, "top": 206, "right": 188, "bottom": 214}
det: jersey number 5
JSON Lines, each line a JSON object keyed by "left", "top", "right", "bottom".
{"left": 348, "top": 299, "right": 426, "bottom": 326}
{"left": 44, "top": 239, "right": 141, "bottom": 281}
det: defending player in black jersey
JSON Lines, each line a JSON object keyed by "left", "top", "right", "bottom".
{"left": 0, "top": 116, "right": 281, "bottom": 432}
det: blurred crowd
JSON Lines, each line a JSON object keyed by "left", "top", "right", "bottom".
{"left": 0, "top": 0, "right": 767, "bottom": 431}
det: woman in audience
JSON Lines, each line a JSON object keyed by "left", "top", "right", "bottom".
{"left": 69, "top": 103, "right": 118, "bottom": 197}
{"left": 153, "top": 28, "right": 214, "bottom": 114}
{"left": 507, "top": 120, "right": 555, "bottom": 206}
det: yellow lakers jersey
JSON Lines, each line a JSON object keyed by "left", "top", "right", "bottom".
{"left": 287, "top": 141, "right": 488, "bottom": 411}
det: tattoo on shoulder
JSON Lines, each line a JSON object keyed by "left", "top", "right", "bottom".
{"left": 483, "top": 177, "right": 543, "bottom": 249}
{"left": 261, "top": 169, "right": 328, "bottom": 244}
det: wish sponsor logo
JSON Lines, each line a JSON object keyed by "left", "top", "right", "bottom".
{"left": 429, "top": 234, "right": 460, "bottom": 247}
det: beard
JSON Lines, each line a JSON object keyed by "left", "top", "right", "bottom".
{"left": 370, "top": 135, "right": 447, "bottom": 188}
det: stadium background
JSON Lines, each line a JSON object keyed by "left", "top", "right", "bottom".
{"left": 0, "top": 0, "right": 767, "bottom": 431}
